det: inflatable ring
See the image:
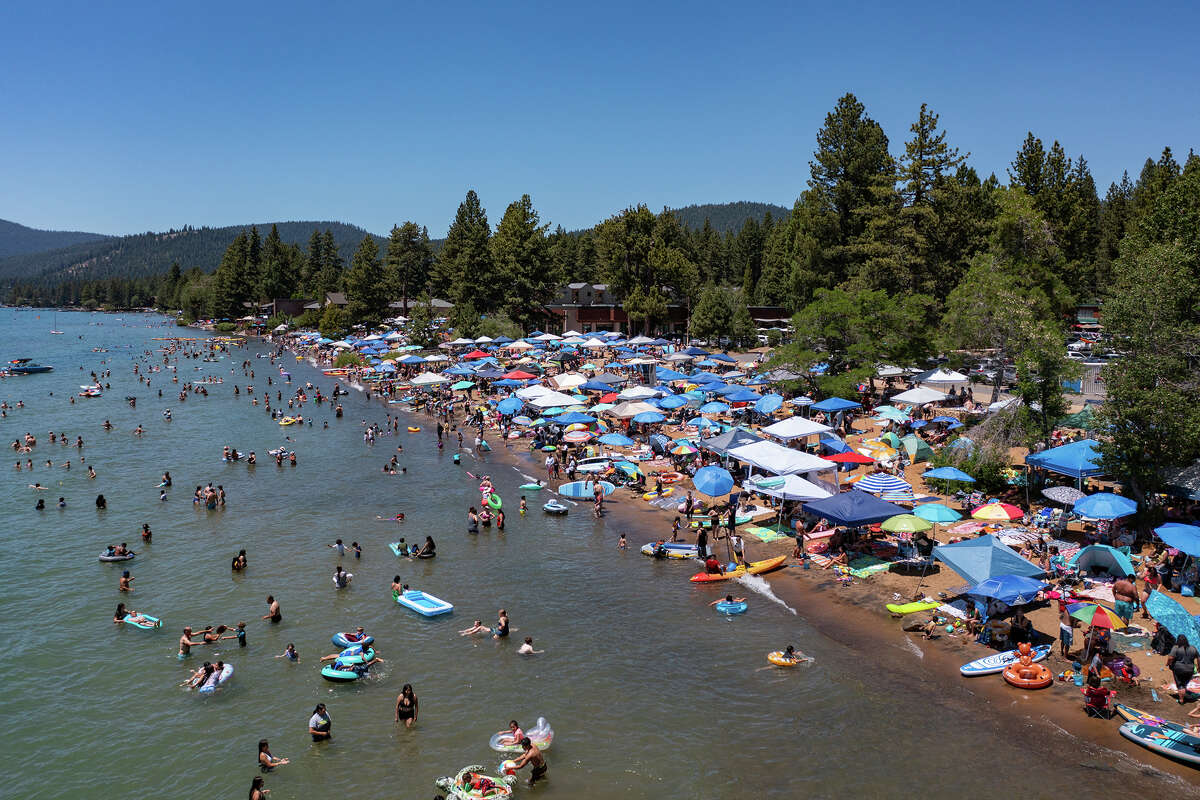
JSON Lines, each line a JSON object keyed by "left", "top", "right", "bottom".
{"left": 331, "top": 632, "right": 374, "bottom": 649}
{"left": 408, "top": 426, "right": 421, "bottom": 433}
{"left": 715, "top": 601, "right": 748, "bottom": 615}
{"left": 767, "top": 651, "right": 810, "bottom": 667}
{"left": 489, "top": 717, "right": 554, "bottom": 753}
{"left": 658, "top": 471, "right": 684, "bottom": 484}
{"left": 487, "top": 493, "right": 502, "bottom": 510}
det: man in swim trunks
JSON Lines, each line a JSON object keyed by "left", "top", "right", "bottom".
{"left": 262, "top": 595, "right": 282, "bottom": 623}
{"left": 178, "top": 627, "right": 205, "bottom": 656}
{"left": 492, "top": 609, "right": 509, "bottom": 639}
{"left": 1112, "top": 576, "right": 1138, "bottom": 624}
{"left": 512, "top": 737, "right": 546, "bottom": 786}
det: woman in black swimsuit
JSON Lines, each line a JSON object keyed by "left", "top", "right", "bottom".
{"left": 394, "top": 683, "right": 419, "bottom": 728}
{"left": 417, "top": 536, "right": 436, "bottom": 559}
{"left": 467, "top": 507, "right": 479, "bottom": 534}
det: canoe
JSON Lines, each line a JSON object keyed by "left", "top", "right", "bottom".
{"left": 557, "top": 480, "right": 615, "bottom": 500}
{"left": 639, "top": 542, "right": 699, "bottom": 559}
{"left": 122, "top": 613, "right": 162, "bottom": 629}
{"left": 885, "top": 601, "right": 939, "bottom": 616}
{"left": 715, "top": 601, "right": 748, "bottom": 615}
{"left": 959, "top": 644, "right": 1051, "bottom": 676}
{"left": 397, "top": 589, "right": 453, "bottom": 617}
{"left": 689, "top": 554, "right": 788, "bottom": 583}
{"left": 1119, "top": 719, "right": 1200, "bottom": 767}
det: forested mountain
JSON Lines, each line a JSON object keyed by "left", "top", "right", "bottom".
{"left": 0, "top": 218, "right": 109, "bottom": 259}
{"left": 668, "top": 202, "right": 791, "bottom": 233}
{"left": 0, "top": 221, "right": 384, "bottom": 287}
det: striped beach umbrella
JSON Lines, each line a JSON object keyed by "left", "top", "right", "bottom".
{"left": 853, "top": 473, "right": 912, "bottom": 494}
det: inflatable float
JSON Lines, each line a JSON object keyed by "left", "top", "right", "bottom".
{"left": 543, "top": 499, "right": 568, "bottom": 515}
{"left": 278, "top": 416, "right": 300, "bottom": 426}
{"left": 396, "top": 589, "right": 453, "bottom": 617}
{"left": 489, "top": 717, "right": 554, "bottom": 753}
{"left": 198, "top": 663, "right": 233, "bottom": 694}
{"left": 557, "top": 480, "right": 616, "bottom": 500}
{"left": 434, "top": 765, "right": 515, "bottom": 800}
{"left": 122, "top": 613, "right": 162, "bottom": 629}
{"left": 486, "top": 493, "right": 502, "bottom": 510}
{"left": 715, "top": 600, "right": 748, "bottom": 615}
{"left": 689, "top": 554, "right": 788, "bottom": 583}
{"left": 331, "top": 631, "right": 374, "bottom": 649}
{"left": 642, "top": 488, "right": 675, "bottom": 500}
{"left": 885, "top": 601, "right": 939, "bottom": 616}
{"left": 518, "top": 483, "right": 544, "bottom": 491}
{"left": 408, "top": 426, "right": 421, "bottom": 433}
{"left": 767, "top": 651, "right": 813, "bottom": 667}
{"left": 639, "top": 542, "right": 698, "bottom": 559}
{"left": 99, "top": 551, "right": 135, "bottom": 562}
{"left": 959, "top": 644, "right": 1051, "bottom": 676}
{"left": 321, "top": 646, "right": 376, "bottom": 682}
{"left": 655, "top": 471, "right": 684, "bottom": 484}
{"left": 1001, "top": 642, "right": 1053, "bottom": 689}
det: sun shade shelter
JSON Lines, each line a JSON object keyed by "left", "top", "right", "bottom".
{"left": 932, "top": 534, "right": 1044, "bottom": 584}
{"left": 1025, "top": 439, "right": 1104, "bottom": 480}
{"left": 761, "top": 416, "right": 833, "bottom": 441}
{"left": 700, "top": 427, "right": 765, "bottom": 457}
{"left": 1068, "top": 544, "right": 1135, "bottom": 577}
{"left": 728, "top": 441, "right": 836, "bottom": 477}
{"left": 801, "top": 491, "right": 908, "bottom": 526}
{"left": 890, "top": 387, "right": 948, "bottom": 405}
{"left": 748, "top": 473, "right": 832, "bottom": 501}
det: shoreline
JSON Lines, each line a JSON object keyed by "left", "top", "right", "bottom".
{"left": 323, "top": 346, "right": 1200, "bottom": 792}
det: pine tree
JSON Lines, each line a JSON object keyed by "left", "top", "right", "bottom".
{"left": 384, "top": 222, "right": 433, "bottom": 314}
{"left": 302, "top": 229, "right": 324, "bottom": 297}
{"left": 490, "top": 194, "right": 554, "bottom": 331}
{"left": 318, "top": 229, "right": 343, "bottom": 297}
{"left": 899, "top": 103, "right": 966, "bottom": 206}
{"left": 343, "top": 235, "right": 386, "bottom": 326}
{"left": 1097, "top": 173, "right": 1134, "bottom": 280}
{"left": 1008, "top": 133, "right": 1046, "bottom": 196}
{"left": 258, "top": 224, "right": 298, "bottom": 301}
{"left": 432, "top": 190, "right": 494, "bottom": 309}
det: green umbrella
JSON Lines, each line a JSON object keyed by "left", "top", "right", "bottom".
{"left": 450, "top": 380, "right": 475, "bottom": 390}
{"left": 880, "top": 514, "right": 933, "bottom": 533}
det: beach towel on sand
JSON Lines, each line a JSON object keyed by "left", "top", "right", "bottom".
{"left": 847, "top": 555, "right": 892, "bottom": 578}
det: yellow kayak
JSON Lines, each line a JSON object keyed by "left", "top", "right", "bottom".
{"left": 690, "top": 554, "right": 788, "bottom": 583}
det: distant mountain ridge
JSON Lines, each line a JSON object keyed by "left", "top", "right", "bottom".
{"left": 0, "top": 218, "right": 110, "bottom": 259}
{"left": 0, "top": 221, "right": 386, "bottom": 287}
{"left": 668, "top": 202, "right": 791, "bottom": 232}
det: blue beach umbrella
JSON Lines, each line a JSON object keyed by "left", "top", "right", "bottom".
{"left": 754, "top": 393, "right": 784, "bottom": 414}
{"left": 854, "top": 473, "right": 912, "bottom": 494}
{"left": 1155, "top": 523, "right": 1200, "bottom": 557}
{"left": 923, "top": 466, "right": 975, "bottom": 483}
{"left": 693, "top": 465, "right": 735, "bottom": 497}
{"left": 966, "top": 575, "right": 1048, "bottom": 606}
{"left": 598, "top": 433, "right": 635, "bottom": 446}
{"left": 698, "top": 401, "right": 730, "bottom": 414}
{"left": 632, "top": 411, "right": 665, "bottom": 424}
{"left": 497, "top": 397, "right": 524, "bottom": 415}
{"left": 1073, "top": 492, "right": 1137, "bottom": 520}
{"left": 687, "top": 417, "right": 719, "bottom": 429}
{"left": 913, "top": 503, "right": 962, "bottom": 523}
{"left": 659, "top": 395, "right": 689, "bottom": 409}
{"left": 512, "top": 415, "right": 533, "bottom": 426}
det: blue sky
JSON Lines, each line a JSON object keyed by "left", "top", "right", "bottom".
{"left": 1, "top": 0, "right": 1196, "bottom": 237}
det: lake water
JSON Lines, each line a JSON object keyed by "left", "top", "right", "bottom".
{"left": 0, "top": 309, "right": 1192, "bottom": 799}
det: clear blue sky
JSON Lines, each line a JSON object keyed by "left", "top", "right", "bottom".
{"left": 2, "top": 0, "right": 1196, "bottom": 237}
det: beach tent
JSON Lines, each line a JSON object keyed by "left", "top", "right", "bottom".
{"left": 658, "top": 395, "right": 689, "bottom": 410}
{"left": 608, "top": 401, "right": 660, "bottom": 419}
{"left": 912, "top": 368, "right": 969, "bottom": 384}
{"left": 802, "top": 491, "right": 908, "bottom": 526}
{"left": 754, "top": 394, "right": 784, "bottom": 414}
{"left": 761, "top": 416, "right": 833, "bottom": 441}
{"left": 1068, "top": 544, "right": 1135, "bottom": 577}
{"left": 1025, "top": 439, "right": 1104, "bottom": 479}
{"left": 552, "top": 412, "right": 596, "bottom": 425}
{"left": 899, "top": 434, "right": 934, "bottom": 462}
{"left": 1145, "top": 590, "right": 1200, "bottom": 645}
{"left": 618, "top": 386, "right": 660, "bottom": 400}
{"left": 700, "top": 427, "right": 764, "bottom": 457}
{"left": 528, "top": 391, "right": 580, "bottom": 409}
{"left": 932, "top": 534, "right": 1044, "bottom": 585}
{"left": 550, "top": 373, "right": 587, "bottom": 390}
{"left": 750, "top": 474, "right": 832, "bottom": 502}
{"left": 810, "top": 397, "right": 861, "bottom": 413}
{"left": 890, "top": 387, "right": 948, "bottom": 405}
{"left": 1155, "top": 523, "right": 1200, "bottom": 557}
{"left": 880, "top": 432, "right": 902, "bottom": 449}
{"left": 728, "top": 441, "right": 836, "bottom": 477}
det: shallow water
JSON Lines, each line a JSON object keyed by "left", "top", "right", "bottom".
{"left": 0, "top": 309, "right": 1194, "bottom": 799}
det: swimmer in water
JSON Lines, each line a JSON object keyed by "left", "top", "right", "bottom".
{"left": 262, "top": 595, "right": 281, "bottom": 623}
{"left": 118, "top": 570, "right": 134, "bottom": 592}
{"left": 517, "top": 636, "right": 543, "bottom": 655}
{"left": 459, "top": 620, "right": 491, "bottom": 636}
{"left": 178, "top": 626, "right": 205, "bottom": 657}
{"left": 492, "top": 609, "right": 510, "bottom": 639}
{"left": 709, "top": 594, "right": 747, "bottom": 607}
{"left": 275, "top": 643, "right": 299, "bottom": 661}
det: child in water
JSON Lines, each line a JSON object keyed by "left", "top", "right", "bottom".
{"left": 275, "top": 643, "right": 298, "bottom": 661}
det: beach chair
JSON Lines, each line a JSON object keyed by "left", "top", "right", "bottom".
{"left": 1081, "top": 686, "right": 1115, "bottom": 718}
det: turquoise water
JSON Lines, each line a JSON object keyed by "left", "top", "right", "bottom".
{"left": 0, "top": 309, "right": 1192, "bottom": 799}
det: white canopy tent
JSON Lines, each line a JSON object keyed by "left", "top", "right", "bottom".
{"left": 728, "top": 441, "right": 836, "bottom": 476}
{"left": 890, "top": 387, "right": 948, "bottom": 405}
{"left": 761, "top": 416, "right": 833, "bottom": 441}
{"left": 617, "top": 386, "right": 660, "bottom": 400}
{"left": 608, "top": 401, "right": 660, "bottom": 419}
{"left": 527, "top": 391, "right": 581, "bottom": 409}
{"left": 410, "top": 372, "right": 449, "bottom": 385}
{"left": 549, "top": 373, "right": 587, "bottom": 390}
{"left": 747, "top": 474, "right": 833, "bottom": 501}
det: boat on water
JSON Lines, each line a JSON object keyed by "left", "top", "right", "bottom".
{"left": 7, "top": 358, "right": 54, "bottom": 374}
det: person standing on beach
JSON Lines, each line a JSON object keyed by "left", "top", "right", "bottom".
{"left": 1112, "top": 576, "right": 1138, "bottom": 625}
{"left": 696, "top": 527, "right": 708, "bottom": 560}
{"left": 1167, "top": 636, "right": 1199, "bottom": 705}
{"left": 1058, "top": 600, "right": 1075, "bottom": 658}
{"left": 684, "top": 491, "right": 694, "bottom": 518}
{"left": 308, "top": 703, "right": 332, "bottom": 741}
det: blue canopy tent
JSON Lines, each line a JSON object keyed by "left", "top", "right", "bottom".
{"left": 656, "top": 367, "right": 690, "bottom": 382}
{"left": 1068, "top": 544, "right": 1135, "bottom": 577}
{"left": 932, "top": 534, "right": 1044, "bottom": 585}
{"left": 1155, "top": 523, "right": 1200, "bottom": 557}
{"left": 724, "top": 389, "right": 762, "bottom": 403}
{"left": 580, "top": 380, "right": 615, "bottom": 392}
{"left": 1025, "top": 439, "right": 1104, "bottom": 486}
{"left": 810, "top": 397, "right": 861, "bottom": 413}
{"left": 708, "top": 353, "right": 738, "bottom": 363}
{"left": 802, "top": 492, "right": 908, "bottom": 526}
{"left": 966, "top": 575, "right": 1048, "bottom": 606}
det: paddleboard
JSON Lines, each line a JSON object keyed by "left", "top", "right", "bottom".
{"left": 1115, "top": 704, "right": 1168, "bottom": 725}
{"left": 959, "top": 644, "right": 1051, "bottom": 676}
{"left": 639, "top": 542, "right": 699, "bottom": 559}
{"left": 886, "top": 601, "right": 939, "bottom": 616}
{"left": 557, "top": 480, "right": 615, "bottom": 500}
{"left": 1119, "top": 720, "right": 1200, "bottom": 767}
